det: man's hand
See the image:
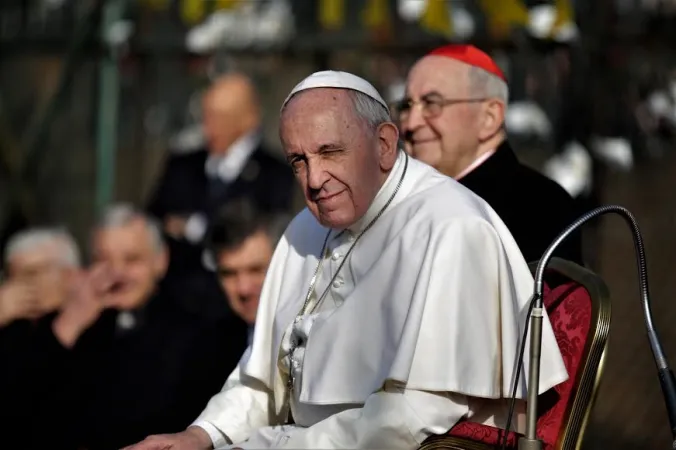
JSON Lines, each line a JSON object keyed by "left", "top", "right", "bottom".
{"left": 0, "top": 281, "right": 40, "bottom": 327}
{"left": 52, "top": 264, "right": 116, "bottom": 348}
{"left": 122, "top": 427, "right": 213, "bottom": 450}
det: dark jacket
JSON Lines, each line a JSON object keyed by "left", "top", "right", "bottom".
{"left": 0, "top": 313, "right": 77, "bottom": 449}
{"left": 459, "top": 140, "right": 584, "bottom": 264}
{"left": 70, "top": 286, "right": 248, "bottom": 450}
{"left": 146, "top": 144, "right": 296, "bottom": 277}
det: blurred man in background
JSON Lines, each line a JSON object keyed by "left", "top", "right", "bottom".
{"left": 206, "top": 198, "right": 290, "bottom": 346}
{"left": 0, "top": 228, "right": 83, "bottom": 449}
{"left": 148, "top": 72, "right": 296, "bottom": 278}
{"left": 147, "top": 72, "right": 296, "bottom": 331}
{"left": 62, "top": 204, "right": 248, "bottom": 450}
{"left": 399, "top": 44, "right": 583, "bottom": 264}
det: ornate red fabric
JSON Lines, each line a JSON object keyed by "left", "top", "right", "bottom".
{"left": 444, "top": 278, "right": 593, "bottom": 449}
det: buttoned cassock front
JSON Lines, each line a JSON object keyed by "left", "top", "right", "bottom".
{"left": 192, "top": 152, "right": 568, "bottom": 449}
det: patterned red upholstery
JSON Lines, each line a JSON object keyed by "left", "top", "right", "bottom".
{"left": 443, "top": 278, "right": 594, "bottom": 449}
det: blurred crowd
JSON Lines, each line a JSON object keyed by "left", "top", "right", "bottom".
{"left": 0, "top": 73, "right": 296, "bottom": 450}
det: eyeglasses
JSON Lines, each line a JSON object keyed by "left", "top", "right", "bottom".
{"left": 394, "top": 94, "right": 487, "bottom": 122}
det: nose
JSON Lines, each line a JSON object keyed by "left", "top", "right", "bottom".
{"left": 106, "top": 259, "right": 125, "bottom": 280}
{"left": 306, "top": 157, "right": 330, "bottom": 191}
{"left": 236, "top": 273, "right": 256, "bottom": 297}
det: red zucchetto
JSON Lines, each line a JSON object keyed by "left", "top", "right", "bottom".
{"left": 427, "top": 44, "right": 506, "bottom": 82}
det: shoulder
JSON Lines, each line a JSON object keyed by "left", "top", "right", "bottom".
{"left": 405, "top": 161, "right": 496, "bottom": 226}
{"left": 515, "top": 162, "right": 575, "bottom": 202}
{"left": 163, "top": 148, "right": 208, "bottom": 170}
{"left": 252, "top": 146, "right": 290, "bottom": 170}
{"left": 397, "top": 168, "right": 504, "bottom": 248}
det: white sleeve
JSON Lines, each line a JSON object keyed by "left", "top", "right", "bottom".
{"left": 237, "top": 386, "right": 468, "bottom": 449}
{"left": 191, "top": 359, "right": 271, "bottom": 448}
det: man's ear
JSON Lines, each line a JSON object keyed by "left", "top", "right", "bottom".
{"left": 377, "top": 122, "right": 400, "bottom": 171}
{"left": 479, "top": 99, "right": 505, "bottom": 141}
{"left": 155, "top": 246, "right": 170, "bottom": 279}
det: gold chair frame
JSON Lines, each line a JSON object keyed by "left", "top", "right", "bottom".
{"left": 420, "top": 258, "right": 611, "bottom": 450}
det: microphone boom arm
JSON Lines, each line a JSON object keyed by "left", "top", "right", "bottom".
{"left": 518, "top": 205, "right": 676, "bottom": 450}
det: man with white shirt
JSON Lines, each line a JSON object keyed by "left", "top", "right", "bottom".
{"left": 399, "top": 44, "right": 583, "bottom": 264}
{"left": 127, "top": 71, "right": 568, "bottom": 450}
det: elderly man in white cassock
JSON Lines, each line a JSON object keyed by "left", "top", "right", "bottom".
{"left": 126, "top": 71, "right": 568, "bottom": 450}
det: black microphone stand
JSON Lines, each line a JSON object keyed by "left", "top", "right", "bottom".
{"left": 518, "top": 205, "right": 676, "bottom": 450}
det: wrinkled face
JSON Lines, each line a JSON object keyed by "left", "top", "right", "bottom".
{"left": 92, "top": 219, "right": 167, "bottom": 310}
{"left": 7, "top": 242, "right": 74, "bottom": 314}
{"left": 402, "top": 56, "right": 484, "bottom": 177}
{"left": 202, "top": 96, "right": 242, "bottom": 156}
{"left": 280, "top": 89, "right": 398, "bottom": 229}
{"left": 216, "top": 230, "right": 273, "bottom": 325}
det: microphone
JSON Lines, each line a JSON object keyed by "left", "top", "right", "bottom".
{"left": 511, "top": 205, "right": 676, "bottom": 450}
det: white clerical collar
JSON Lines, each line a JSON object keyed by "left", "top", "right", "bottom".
{"left": 455, "top": 149, "right": 496, "bottom": 181}
{"left": 344, "top": 150, "right": 406, "bottom": 235}
{"left": 205, "top": 131, "right": 261, "bottom": 183}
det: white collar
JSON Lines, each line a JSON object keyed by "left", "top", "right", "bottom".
{"left": 455, "top": 149, "right": 497, "bottom": 181}
{"left": 344, "top": 150, "right": 406, "bottom": 235}
{"left": 205, "top": 131, "right": 261, "bottom": 183}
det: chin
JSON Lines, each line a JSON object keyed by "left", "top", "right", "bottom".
{"left": 318, "top": 213, "right": 355, "bottom": 230}
{"left": 114, "top": 294, "right": 145, "bottom": 310}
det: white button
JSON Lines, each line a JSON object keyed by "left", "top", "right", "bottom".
{"left": 331, "top": 251, "right": 341, "bottom": 261}
{"left": 332, "top": 278, "right": 344, "bottom": 288}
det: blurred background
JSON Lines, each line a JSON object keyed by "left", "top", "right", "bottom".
{"left": 1, "top": 0, "right": 676, "bottom": 449}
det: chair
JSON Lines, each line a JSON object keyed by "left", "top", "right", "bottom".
{"left": 419, "top": 258, "right": 611, "bottom": 450}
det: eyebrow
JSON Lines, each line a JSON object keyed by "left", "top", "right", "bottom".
{"left": 317, "top": 143, "right": 342, "bottom": 152}
{"left": 420, "top": 91, "right": 444, "bottom": 99}
{"left": 402, "top": 90, "right": 443, "bottom": 102}
{"left": 285, "top": 142, "right": 343, "bottom": 162}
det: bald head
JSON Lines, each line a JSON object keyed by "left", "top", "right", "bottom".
{"left": 202, "top": 73, "right": 261, "bottom": 155}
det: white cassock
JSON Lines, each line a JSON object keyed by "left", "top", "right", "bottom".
{"left": 192, "top": 151, "right": 569, "bottom": 449}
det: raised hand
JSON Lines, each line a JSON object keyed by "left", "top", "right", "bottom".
{"left": 52, "top": 263, "right": 116, "bottom": 348}
{"left": 0, "top": 281, "right": 40, "bottom": 326}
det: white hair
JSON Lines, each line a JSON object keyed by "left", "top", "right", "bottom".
{"left": 4, "top": 227, "right": 81, "bottom": 268}
{"left": 467, "top": 66, "right": 510, "bottom": 105}
{"left": 97, "top": 203, "right": 164, "bottom": 253}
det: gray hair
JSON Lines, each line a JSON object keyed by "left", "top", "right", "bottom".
{"left": 4, "top": 227, "right": 81, "bottom": 268}
{"left": 348, "top": 90, "right": 392, "bottom": 131}
{"left": 96, "top": 203, "right": 164, "bottom": 253}
{"left": 467, "top": 66, "right": 510, "bottom": 105}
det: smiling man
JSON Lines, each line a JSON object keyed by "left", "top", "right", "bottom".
{"left": 58, "top": 204, "right": 248, "bottom": 450}
{"left": 127, "top": 71, "right": 567, "bottom": 450}
{"left": 400, "top": 44, "right": 583, "bottom": 264}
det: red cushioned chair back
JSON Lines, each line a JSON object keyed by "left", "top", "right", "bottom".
{"left": 421, "top": 258, "right": 610, "bottom": 450}
{"left": 535, "top": 278, "right": 593, "bottom": 447}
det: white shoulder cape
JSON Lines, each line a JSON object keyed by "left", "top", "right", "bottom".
{"left": 241, "top": 156, "right": 568, "bottom": 420}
